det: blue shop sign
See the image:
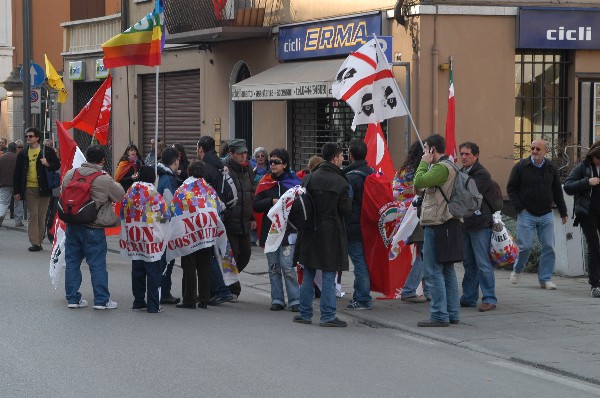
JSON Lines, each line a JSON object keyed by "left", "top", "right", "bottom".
{"left": 518, "top": 7, "right": 600, "bottom": 50}
{"left": 278, "top": 13, "right": 383, "bottom": 61}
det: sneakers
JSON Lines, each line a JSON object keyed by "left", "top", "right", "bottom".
{"left": 160, "top": 296, "right": 181, "bottom": 305}
{"left": 270, "top": 303, "right": 285, "bottom": 311}
{"left": 293, "top": 316, "right": 312, "bottom": 325}
{"left": 346, "top": 300, "right": 372, "bottom": 310}
{"left": 93, "top": 300, "right": 118, "bottom": 310}
{"left": 592, "top": 287, "right": 600, "bottom": 297}
{"left": 319, "top": 317, "right": 347, "bottom": 327}
{"left": 540, "top": 281, "right": 557, "bottom": 290}
{"left": 230, "top": 294, "right": 239, "bottom": 303}
{"left": 417, "top": 319, "right": 450, "bottom": 327}
{"left": 510, "top": 271, "right": 520, "bottom": 284}
{"left": 401, "top": 295, "right": 427, "bottom": 303}
{"left": 478, "top": 303, "right": 496, "bottom": 312}
{"left": 67, "top": 299, "right": 88, "bottom": 309}
{"left": 208, "top": 295, "right": 231, "bottom": 306}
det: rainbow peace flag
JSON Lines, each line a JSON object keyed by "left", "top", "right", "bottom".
{"left": 102, "top": 0, "right": 164, "bottom": 68}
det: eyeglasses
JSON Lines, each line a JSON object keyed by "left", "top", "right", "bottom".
{"left": 270, "top": 159, "right": 283, "bottom": 165}
{"left": 26, "top": 134, "right": 35, "bottom": 138}
{"left": 531, "top": 147, "right": 544, "bottom": 152}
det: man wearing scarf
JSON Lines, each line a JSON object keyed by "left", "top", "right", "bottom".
{"left": 253, "top": 148, "right": 301, "bottom": 312}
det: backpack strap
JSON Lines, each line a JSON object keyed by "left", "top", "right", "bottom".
{"left": 437, "top": 160, "right": 458, "bottom": 204}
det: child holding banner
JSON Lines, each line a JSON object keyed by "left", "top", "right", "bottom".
{"left": 120, "top": 166, "right": 170, "bottom": 313}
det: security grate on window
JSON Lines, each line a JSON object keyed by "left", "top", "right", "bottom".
{"left": 291, "top": 99, "right": 374, "bottom": 171}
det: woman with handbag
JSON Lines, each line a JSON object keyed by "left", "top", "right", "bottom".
{"left": 564, "top": 141, "right": 600, "bottom": 298}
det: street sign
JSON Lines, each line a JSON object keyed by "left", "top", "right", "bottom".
{"left": 20, "top": 63, "right": 45, "bottom": 88}
{"left": 30, "top": 89, "right": 41, "bottom": 114}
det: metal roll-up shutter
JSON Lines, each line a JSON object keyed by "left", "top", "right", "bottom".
{"left": 141, "top": 69, "right": 201, "bottom": 161}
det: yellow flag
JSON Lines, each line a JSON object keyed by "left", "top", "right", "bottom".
{"left": 44, "top": 54, "right": 67, "bottom": 103}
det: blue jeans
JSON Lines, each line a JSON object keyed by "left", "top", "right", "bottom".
{"left": 347, "top": 240, "right": 372, "bottom": 307}
{"left": 65, "top": 225, "right": 110, "bottom": 306}
{"left": 402, "top": 242, "right": 431, "bottom": 299}
{"left": 266, "top": 245, "right": 299, "bottom": 307}
{"left": 423, "top": 226, "right": 460, "bottom": 323}
{"left": 299, "top": 267, "right": 337, "bottom": 323}
{"left": 513, "top": 210, "right": 555, "bottom": 283}
{"left": 461, "top": 228, "right": 497, "bottom": 306}
{"left": 209, "top": 253, "right": 233, "bottom": 300}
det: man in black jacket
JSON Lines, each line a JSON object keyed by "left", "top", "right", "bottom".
{"left": 344, "top": 139, "right": 374, "bottom": 310}
{"left": 507, "top": 139, "right": 567, "bottom": 289}
{"left": 13, "top": 127, "right": 60, "bottom": 251}
{"left": 197, "top": 136, "right": 234, "bottom": 305}
{"left": 294, "top": 143, "right": 352, "bottom": 327}
{"left": 223, "top": 139, "right": 255, "bottom": 301}
{"left": 458, "top": 142, "right": 497, "bottom": 312}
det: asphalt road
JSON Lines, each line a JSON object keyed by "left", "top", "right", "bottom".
{"left": 1, "top": 226, "right": 599, "bottom": 398}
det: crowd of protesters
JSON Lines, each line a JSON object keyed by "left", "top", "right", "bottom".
{"left": 3, "top": 130, "right": 596, "bottom": 328}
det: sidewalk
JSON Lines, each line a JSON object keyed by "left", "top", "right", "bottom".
{"left": 87, "top": 231, "right": 600, "bottom": 385}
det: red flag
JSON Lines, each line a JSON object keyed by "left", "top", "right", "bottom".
{"left": 445, "top": 66, "right": 457, "bottom": 162}
{"left": 364, "top": 123, "right": 395, "bottom": 181}
{"left": 57, "top": 121, "right": 79, "bottom": 178}
{"left": 63, "top": 76, "right": 112, "bottom": 145}
{"left": 360, "top": 173, "right": 412, "bottom": 298}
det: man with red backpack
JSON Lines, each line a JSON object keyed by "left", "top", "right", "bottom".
{"left": 61, "top": 145, "right": 125, "bottom": 310}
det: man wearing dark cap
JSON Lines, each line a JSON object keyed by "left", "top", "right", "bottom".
{"left": 224, "top": 138, "right": 255, "bottom": 302}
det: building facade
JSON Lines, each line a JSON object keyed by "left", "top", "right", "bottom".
{"left": 61, "top": 0, "right": 600, "bottom": 187}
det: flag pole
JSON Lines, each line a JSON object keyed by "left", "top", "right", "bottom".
{"left": 154, "top": 66, "right": 159, "bottom": 183}
{"left": 372, "top": 33, "right": 424, "bottom": 149}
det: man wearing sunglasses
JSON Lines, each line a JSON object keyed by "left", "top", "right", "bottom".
{"left": 13, "top": 127, "right": 60, "bottom": 252}
{"left": 507, "top": 139, "right": 567, "bottom": 290}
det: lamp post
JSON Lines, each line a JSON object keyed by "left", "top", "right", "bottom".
{"left": 22, "top": 0, "right": 32, "bottom": 135}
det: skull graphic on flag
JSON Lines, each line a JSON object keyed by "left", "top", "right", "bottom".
{"left": 332, "top": 37, "right": 408, "bottom": 130}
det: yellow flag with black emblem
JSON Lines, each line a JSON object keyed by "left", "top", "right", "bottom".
{"left": 44, "top": 54, "right": 67, "bottom": 103}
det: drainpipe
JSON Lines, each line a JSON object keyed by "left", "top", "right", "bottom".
{"left": 431, "top": 7, "right": 439, "bottom": 134}
{"left": 121, "top": 0, "right": 129, "bottom": 32}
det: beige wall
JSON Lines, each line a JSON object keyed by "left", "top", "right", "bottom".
{"left": 415, "top": 14, "right": 516, "bottom": 191}
{"left": 287, "top": 0, "right": 395, "bottom": 23}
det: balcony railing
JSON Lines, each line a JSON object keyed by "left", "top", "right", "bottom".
{"left": 165, "top": 0, "right": 280, "bottom": 34}
{"left": 61, "top": 14, "right": 122, "bottom": 55}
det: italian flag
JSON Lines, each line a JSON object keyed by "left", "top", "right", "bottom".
{"left": 445, "top": 66, "right": 457, "bottom": 162}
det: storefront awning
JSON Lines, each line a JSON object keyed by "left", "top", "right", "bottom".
{"left": 231, "top": 59, "right": 343, "bottom": 101}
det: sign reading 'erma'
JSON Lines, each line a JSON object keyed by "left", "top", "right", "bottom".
{"left": 278, "top": 13, "right": 382, "bottom": 61}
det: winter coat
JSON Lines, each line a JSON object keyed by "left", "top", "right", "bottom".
{"left": 157, "top": 162, "right": 181, "bottom": 206}
{"left": 564, "top": 160, "right": 598, "bottom": 224}
{"left": 224, "top": 157, "right": 255, "bottom": 235}
{"left": 202, "top": 150, "right": 223, "bottom": 192}
{"left": 252, "top": 171, "right": 301, "bottom": 247}
{"left": 62, "top": 162, "right": 125, "bottom": 228}
{"left": 462, "top": 161, "right": 494, "bottom": 232}
{"left": 13, "top": 144, "right": 60, "bottom": 197}
{"left": 294, "top": 161, "right": 352, "bottom": 272}
{"left": 0, "top": 151, "right": 17, "bottom": 187}
{"left": 507, "top": 157, "right": 567, "bottom": 217}
{"left": 343, "top": 159, "right": 374, "bottom": 241}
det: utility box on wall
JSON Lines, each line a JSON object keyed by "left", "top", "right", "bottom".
{"left": 553, "top": 191, "right": 586, "bottom": 277}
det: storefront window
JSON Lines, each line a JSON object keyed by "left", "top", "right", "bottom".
{"left": 514, "top": 50, "right": 569, "bottom": 164}
{"left": 290, "top": 99, "right": 371, "bottom": 170}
